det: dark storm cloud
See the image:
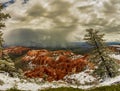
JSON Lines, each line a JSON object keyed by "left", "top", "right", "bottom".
{"left": 27, "top": 4, "right": 47, "bottom": 17}
{"left": 3, "top": 0, "right": 120, "bottom": 46}
{"left": 4, "top": 27, "right": 74, "bottom": 47}
{"left": 78, "top": 4, "right": 93, "bottom": 13}
{"left": 102, "top": 25, "right": 120, "bottom": 33}
{"left": 4, "top": 0, "right": 79, "bottom": 47}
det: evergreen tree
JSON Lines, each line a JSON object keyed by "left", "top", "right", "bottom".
{"left": 84, "top": 28, "right": 119, "bottom": 79}
{"left": 0, "top": 4, "right": 19, "bottom": 76}
{"left": 0, "top": 4, "right": 10, "bottom": 59}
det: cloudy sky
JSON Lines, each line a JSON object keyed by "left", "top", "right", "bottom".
{"left": 1, "top": 0, "right": 120, "bottom": 47}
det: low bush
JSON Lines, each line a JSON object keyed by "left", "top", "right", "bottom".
{"left": 6, "top": 87, "right": 21, "bottom": 91}
{"left": 41, "top": 84, "right": 120, "bottom": 91}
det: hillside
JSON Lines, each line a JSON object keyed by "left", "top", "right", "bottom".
{"left": 3, "top": 47, "right": 90, "bottom": 81}
{"left": 0, "top": 46, "right": 120, "bottom": 90}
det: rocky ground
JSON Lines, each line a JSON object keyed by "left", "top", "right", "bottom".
{"left": 0, "top": 46, "right": 119, "bottom": 91}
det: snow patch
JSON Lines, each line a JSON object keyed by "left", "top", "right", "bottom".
{"left": 64, "top": 70, "right": 96, "bottom": 85}
{"left": 99, "top": 75, "right": 120, "bottom": 86}
{"left": 110, "top": 54, "right": 120, "bottom": 60}
{"left": 0, "top": 71, "right": 120, "bottom": 90}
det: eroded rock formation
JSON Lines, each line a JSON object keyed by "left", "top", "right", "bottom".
{"left": 22, "top": 50, "right": 88, "bottom": 81}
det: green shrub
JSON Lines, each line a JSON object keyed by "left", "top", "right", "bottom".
{"left": 0, "top": 60, "right": 16, "bottom": 72}
{"left": 90, "top": 84, "right": 120, "bottom": 91}
{"left": 41, "top": 87, "right": 85, "bottom": 91}
{"left": 0, "top": 79, "right": 4, "bottom": 85}
{"left": 41, "top": 84, "right": 120, "bottom": 91}
{"left": 6, "top": 87, "right": 22, "bottom": 91}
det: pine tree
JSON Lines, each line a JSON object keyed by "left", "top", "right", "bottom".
{"left": 84, "top": 28, "right": 119, "bottom": 79}
{"left": 0, "top": 4, "right": 10, "bottom": 59}
{"left": 0, "top": 4, "right": 19, "bottom": 76}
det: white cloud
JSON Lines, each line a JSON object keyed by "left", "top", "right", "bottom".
{"left": 2, "top": 0, "right": 120, "bottom": 47}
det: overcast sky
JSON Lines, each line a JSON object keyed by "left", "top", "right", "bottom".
{"left": 1, "top": 0, "right": 120, "bottom": 47}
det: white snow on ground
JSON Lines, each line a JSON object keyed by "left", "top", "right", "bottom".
{"left": 0, "top": 72, "right": 95, "bottom": 91}
{"left": 110, "top": 54, "right": 120, "bottom": 60}
{"left": 99, "top": 75, "right": 120, "bottom": 86}
{"left": 0, "top": 71, "right": 120, "bottom": 91}
{"left": 0, "top": 73, "right": 67, "bottom": 91}
{"left": 64, "top": 70, "right": 96, "bottom": 85}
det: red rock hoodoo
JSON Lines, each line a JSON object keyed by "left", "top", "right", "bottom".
{"left": 22, "top": 50, "right": 88, "bottom": 81}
